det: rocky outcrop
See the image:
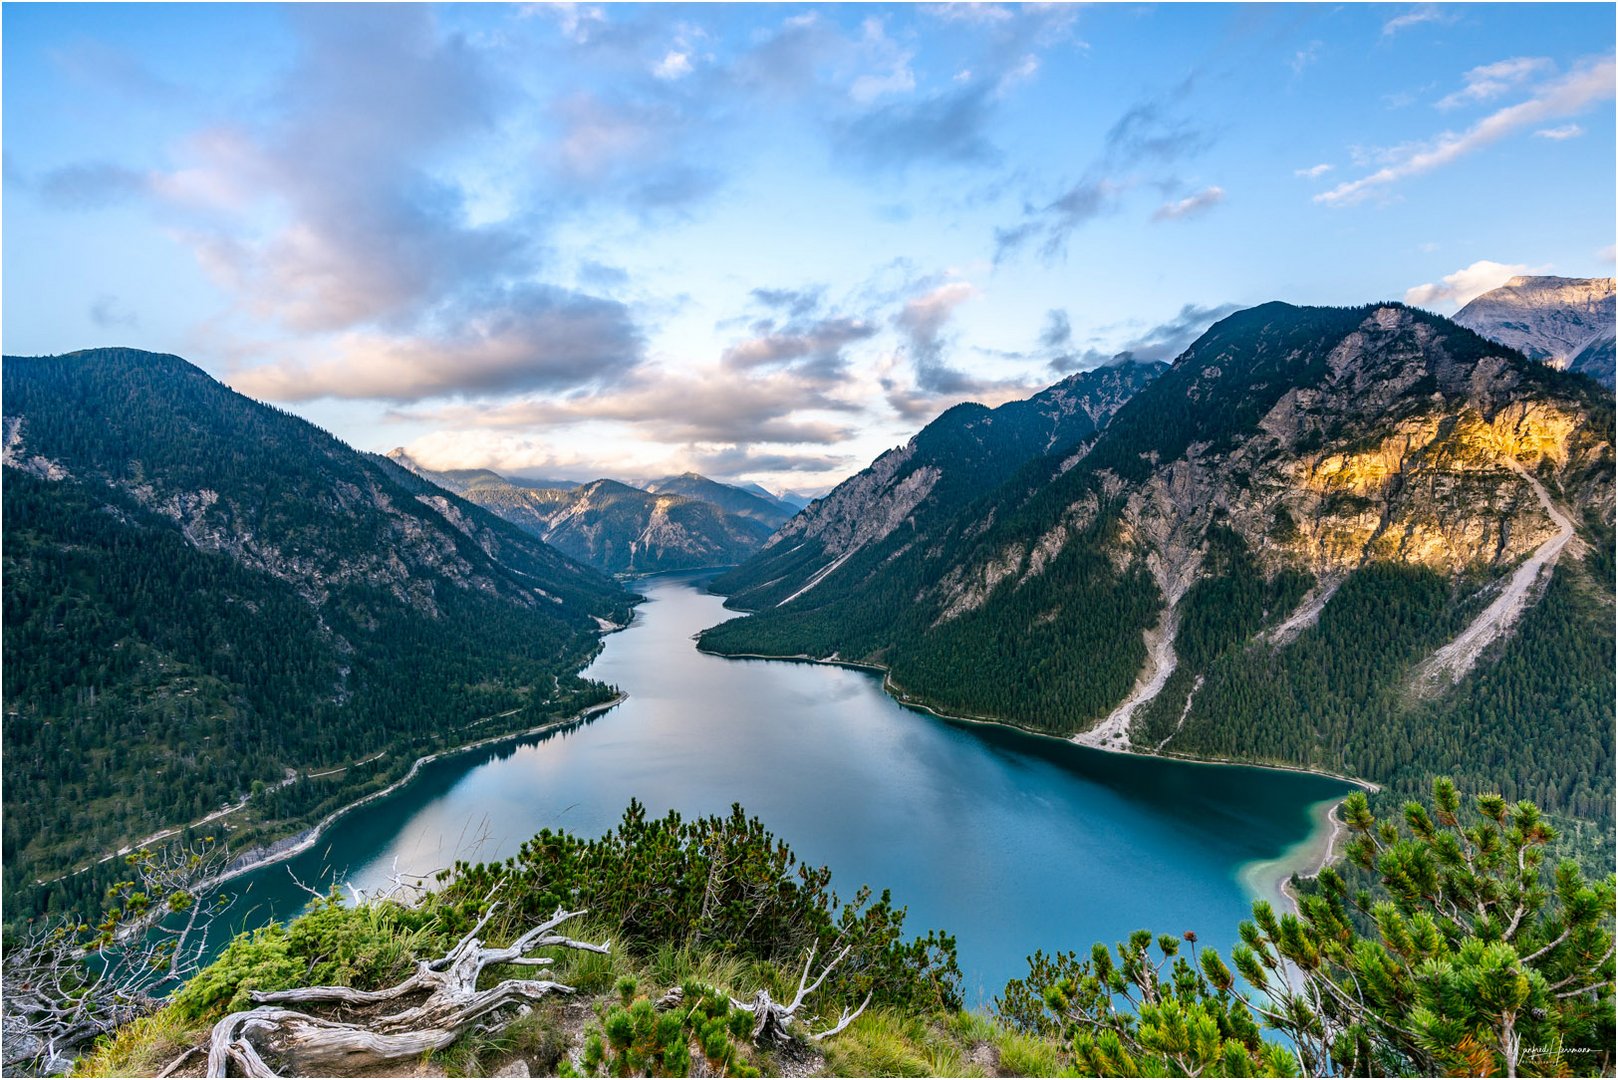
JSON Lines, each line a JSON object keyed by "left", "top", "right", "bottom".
{"left": 1454, "top": 275, "right": 1615, "bottom": 386}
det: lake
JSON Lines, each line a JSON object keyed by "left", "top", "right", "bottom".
{"left": 216, "top": 571, "right": 1351, "bottom": 1003}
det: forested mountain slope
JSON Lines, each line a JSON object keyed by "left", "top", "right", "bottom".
{"left": 708, "top": 358, "right": 1165, "bottom": 610}
{"left": 1, "top": 349, "right": 634, "bottom": 916}
{"left": 386, "top": 455, "right": 779, "bottom": 575}
{"left": 702, "top": 304, "right": 1615, "bottom": 850}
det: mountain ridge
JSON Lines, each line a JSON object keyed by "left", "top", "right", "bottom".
{"left": 385, "top": 453, "right": 788, "bottom": 575}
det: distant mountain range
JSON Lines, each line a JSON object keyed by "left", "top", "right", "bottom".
{"left": 386, "top": 454, "right": 796, "bottom": 576}
{"left": 703, "top": 303, "right": 1615, "bottom": 857}
{"left": 2, "top": 348, "right": 634, "bottom": 911}
{"left": 1454, "top": 275, "right": 1615, "bottom": 387}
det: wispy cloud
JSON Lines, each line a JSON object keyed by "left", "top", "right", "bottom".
{"left": 836, "top": 83, "right": 999, "bottom": 170}
{"left": 1317, "top": 55, "right": 1615, "bottom": 206}
{"left": 35, "top": 161, "right": 150, "bottom": 209}
{"left": 1153, "top": 185, "right": 1225, "bottom": 222}
{"left": 1049, "top": 302, "right": 1240, "bottom": 372}
{"left": 89, "top": 294, "right": 138, "bottom": 330}
{"left": 1293, "top": 163, "right": 1333, "bottom": 179}
{"left": 882, "top": 279, "right": 1038, "bottom": 419}
{"left": 994, "top": 80, "right": 1212, "bottom": 260}
{"left": 1381, "top": 5, "right": 1452, "bottom": 37}
{"left": 1434, "top": 56, "right": 1551, "bottom": 110}
{"left": 1290, "top": 41, "right": 1321, "bottom": 76}
{"left": 1534, "top": 123, "right": 1583, "bottom": 140}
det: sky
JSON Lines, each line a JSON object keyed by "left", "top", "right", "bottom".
{"left": 4, "top": 3, "right": 1614, "bottom": 493}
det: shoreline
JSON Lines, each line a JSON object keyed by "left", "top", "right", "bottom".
{"left": 701, "top": 646, "right": 1378, "bottom": 790}
{"left": 1252, "top": 796, "right": 1351, "bottom": 916}
{"left": 202, "top": 694, "right": 627, "bottom": 893}
{"left": 701, "top": 644, "right": 1366, "bottom": 912}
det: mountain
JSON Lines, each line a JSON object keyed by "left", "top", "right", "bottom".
{"left": 734, "top": 481, "right": 818, "bottom": 511}
{"left": 385, "top": 455, "right": 777, "bottom": 575}
{"left": 708, "top": 358, "right": 1167, "bottom": 610}
{"left": 775, "top": 490, "right": 818, "bottom": 510}
{"left": 641, "top": 473, "right": 796, "bottom": 527}
{"left": 1453, "top": 275, "right": 1615, "bottom": 386}
{"left": 701, "top": 304, "right": 1615, "bottom": 853}
{"left": 381, "top": 452, "right": 579, "bottom": 493}
{"left": 2, "top": 349, "right": 635, "bottom": 914}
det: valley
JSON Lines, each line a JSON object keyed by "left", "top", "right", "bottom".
{"left": 5, "top": 4, "right": 1614, "bottom": 1071}
{"left": 212, "top": 572, "right": 1354, "bottom": 1001}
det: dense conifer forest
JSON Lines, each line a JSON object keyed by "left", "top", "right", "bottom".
{"left": 1, "top": 350, "right": 634, "bottom": 923}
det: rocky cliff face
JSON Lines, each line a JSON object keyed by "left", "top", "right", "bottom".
{"left": 1454, "top": 275, "right": 1615, "bottom": 386}
{"left": 710, "top": 358, "right": 1165, "bottom": 609}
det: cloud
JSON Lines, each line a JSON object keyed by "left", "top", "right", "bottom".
{"left": 894, "top": 281, "right": 978, "bottom": 377}
{"left": 848, "top": 17, "right": 916, "bottom": 104}
{"left": 1122, "top": 302, "right": 1242, "bottom": 361}
{"left": 880, "top": 280, "right": 1042, "bottom": 419}
{"left": 687, "top": 446, "right": 854, "bottom": 478}
{"left": 1152, "top": 185, "right": 1225, "bottom": 222}
{"left": 1600, "top": 244, "right": 1617, "bottom": 263}
{"left": 143, "top": 5, "right": 541, "bottom": 339}
{"left": 50, "top": 40, "right": 183, "bottom": 102}
{"left": 749, "top": 286, "right": 827, "bottom": 318}
{"left": 1039, "top": 309, "right": 1072, "bottom": 351}
{"left": 836, "top": 83, "right": 999, "bottom": 170}
{"left": 577, "top": 260, "right": 631, "bottom": 290}
{"left": 546, "top": 91, "right": 723, "bottom": 210}
{"left": 398, "top": 429, "right": 850, "bottom": 484}
{"left": 395, "top": 362, "right": 860, "bottom": 447}
{"left": 1317, "top": 55, "right": 1616, "bottom": 206}
{"left": 1294, "top": 163, "right": 1333, "bottom": 179}
{"left": 1049, "top": 302, "right": 1241, "bottom": 373}
{"left": 1435, "top": 56, "right": 1552, "bottom": 110}
{"left": 89, "top": 294, "right": 138, "bottom": 330}
{"left": 1403, "top": 259, "right": 1543, "bottom": 309}
{"left": 652, "top": 49, "right": 692, "bottom": 79}
{"left": 721, "top": 316, "right": 877, "bottom": 381}
{"left": 1381, "top": 6, "right": 1451, "bottom": 37}
{"left": 36, "top": 162, "right": 149, "bottom": 209}
{"left": 1290, "top": 41, "right": 1322, "bottom": 76}
{"left": 1534, "top": 124, "right": 1583, "bottom": 140}
{"left": 994, "top": 178, "right": 1123, "bottom": 262}
{"left": 921, "top": 3, "right": 1015, "bottom": 25}
{"left": 994, "top": 81, "right": 1211, "bottom": 260}
{"left": 230, "top": 285, "right": 644, "bottom": 403}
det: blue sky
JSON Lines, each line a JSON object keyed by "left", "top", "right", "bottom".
{"left": 4, "top": 3, "right": 1614, "bottom": 490}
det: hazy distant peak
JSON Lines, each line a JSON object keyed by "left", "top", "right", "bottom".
{"left": 1454, "top": 275, "right": 1616, "bottom": 386}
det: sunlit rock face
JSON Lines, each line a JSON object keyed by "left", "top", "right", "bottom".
{"left": 933, "top": 304, "right": 1614, "bottom": 612}
{"left": 1108, "top": 306, "right": 1610, "bottom": 581}
{"left": 1454, "top": 276, "right": 1616, "bottom": 387}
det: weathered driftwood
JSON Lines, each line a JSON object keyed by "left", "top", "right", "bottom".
{"left": 204, "top": 905, "right": 607, "bottom": 1077}
{"left": 2, "top": 838, "right": 236, "bottom": 1076}
{"left": 729, "top": 942, "right": 872, "bottom": 1046}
